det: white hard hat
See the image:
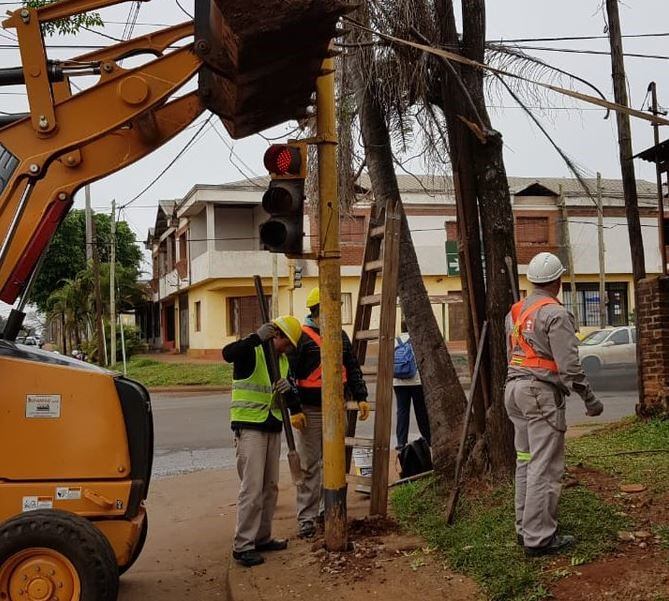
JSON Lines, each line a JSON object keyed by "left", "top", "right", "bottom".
{"left": 527, "top": 252, "right": 566, "bottom": 284}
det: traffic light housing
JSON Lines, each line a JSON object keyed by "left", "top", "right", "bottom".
{"left": 260, "top": 142, "right": 306, "bottom": 255}
{"left": 194, "top": 0, "right": 351, "bottom": 139}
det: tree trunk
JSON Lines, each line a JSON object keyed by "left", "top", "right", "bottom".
{"left": 355, "top": 73, "right": 466, "bottom": 479}
{"left": 432, "top": 0, "right": 516, "bottom": 476}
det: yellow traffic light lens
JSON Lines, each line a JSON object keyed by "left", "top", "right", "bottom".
{"left": 260, "top": 220, "right": 288, "bottom": 247}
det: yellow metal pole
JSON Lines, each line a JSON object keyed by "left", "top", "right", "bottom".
{"left": 317, "top": 55, "right": 347, "bottom": 551}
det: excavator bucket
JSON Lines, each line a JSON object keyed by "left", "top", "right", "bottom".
{"left": 194, "top": 0, "right": 350, "bottom": 139}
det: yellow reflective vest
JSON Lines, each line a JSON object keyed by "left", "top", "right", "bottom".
{"left": 230, "top": 346, "right": 288, "bottom": 424}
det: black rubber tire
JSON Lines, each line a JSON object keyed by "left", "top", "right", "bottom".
{"left": 582, "top": 356, "right": 602, "bottom": 377}
{"left": 119, "top": 513, "right": 148, "bottom": 575}
{"left": 0, "top": 509, "right": 119, "bottom": 601}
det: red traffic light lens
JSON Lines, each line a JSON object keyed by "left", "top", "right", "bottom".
{"left": 264, "top": 144, "right": 302, "bottom": 176}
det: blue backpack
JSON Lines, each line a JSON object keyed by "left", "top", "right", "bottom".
{"left": 394, "top": 336, "right": 418, "bottom": 379}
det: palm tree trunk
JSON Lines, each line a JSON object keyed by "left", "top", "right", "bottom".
{"left": 355, "top": 72, "right": 466, "bottom": 478}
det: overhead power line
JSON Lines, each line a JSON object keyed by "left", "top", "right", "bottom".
{"left": 119, "top": 114, "right": 213, "bottom": 210}
{"left": 509, "top": 44, "right": 669, "bottom": 61}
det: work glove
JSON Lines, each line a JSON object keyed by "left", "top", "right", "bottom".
{"left": 585, "top": 397, "right": 604, "bottom": 417}
{"left": 256, "top": 323, "right": 276, "bottom": 342}
{"left": 274, "top": 378, "right": 292, "bottom": 395}
{"left": 357, "top": 401, "right": 370, "bottom": 421}
{"left": 290, "top": 412, "right": 307, "bottom": 431}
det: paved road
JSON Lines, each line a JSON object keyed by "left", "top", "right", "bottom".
{"left": 151, "top": 378, "right": 638, "bottom": 477}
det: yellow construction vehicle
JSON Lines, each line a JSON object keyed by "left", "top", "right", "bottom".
{"left": 0, "top": 0, "right": 347, "bottom": 599}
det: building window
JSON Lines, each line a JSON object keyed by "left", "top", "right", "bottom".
{"left": 228, "top": 296, "right": 271, "bottom": 338}
{"left": 194, "top": 301, "right": 201, "bottom": 332}
{"left": 562, "top": 282, "right": 629, "bottom": 327}
{"left": 516, "top": 216, "right": 549, "bottom": 244}
{"left": 179, "top": 233, "right": 187, "bottom": 262}
{"left": 341, "top": 215, "right": 366, "bottom": 244}
{"left": 341, "top": 293, "right": 353, "bottom": 325}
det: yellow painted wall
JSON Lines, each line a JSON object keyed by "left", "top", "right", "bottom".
{"left": 183, "top": 272, "right": 640, "bottom": 355}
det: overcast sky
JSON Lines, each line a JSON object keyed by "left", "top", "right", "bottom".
{"left": 0, "top": 0, "right": 667, "bottom": 282}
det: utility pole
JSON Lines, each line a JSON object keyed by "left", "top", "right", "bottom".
{"left": 317, "top": 54, "right": 347, "bottom": 551}
{"left": 597, "top": 173, "right": 607, "bottom": 329}
{"left": 272, "top": 254, "right": 279, "bottom": 318}
{"left": 91, "top": 215, "right": 107, "bottom": 366}
{"left": 559, "top": 185, "right": 580, "bottom": 328}
{"left": 649, "top": 82, "right": 667, "bottom": 275}
{"left": 85, "top": 185, "right": 93, "bottom": 262}
{"left": 606, "top": 0, "right": 646, "bottom": 282}
{"left": 110, "top": 199, "right": 117, "bottom": 367}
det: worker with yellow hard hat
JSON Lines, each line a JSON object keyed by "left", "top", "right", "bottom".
{"left": 290, "top": 287, "right": 370, "bottom": 539}
{"left": 222, "top": 314, "right": 306, "bottom": 567}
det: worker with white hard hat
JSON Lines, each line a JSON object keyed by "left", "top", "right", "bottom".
{"left": 504, "top": 251, "right": 603, "bottom": 557}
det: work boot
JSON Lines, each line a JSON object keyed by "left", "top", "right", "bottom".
{"left": 255, "top": 538, "right": 288, "bottom": 552}
{"left": 524, "top": 534, "right": 575, "bottom": 557}
{"left": 298, "top": 522, "right": 316, "bottom": 539}
{"left": 232, "top": 550, "right": 265, "bottom": 567}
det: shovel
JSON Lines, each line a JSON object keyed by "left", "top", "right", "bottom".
{"left": 254, "top": 275, "right": 304, "bottom": 487}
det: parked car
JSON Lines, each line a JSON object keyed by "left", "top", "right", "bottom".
{"left": 578, "top": 326, "right": 636, "bottom": 378}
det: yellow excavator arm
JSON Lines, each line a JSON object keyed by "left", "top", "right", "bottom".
{"left": 0, "top": 0, "right": 348, "bottom": 338}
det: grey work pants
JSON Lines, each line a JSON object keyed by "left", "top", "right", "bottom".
{"left": 295, "top": 405, "right": 323, "bottom": 528}
{"left": 233, "top": 428, "right": 281, "bottom": 553}
{"left": 504, "top": 378, "right": 567, "bottom": 549}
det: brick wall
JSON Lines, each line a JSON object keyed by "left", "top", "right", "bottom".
{"left": 636, "top": 276, "right": 669, "bottom": 417}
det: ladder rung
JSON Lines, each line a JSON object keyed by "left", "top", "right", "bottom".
{"left": 364, "top": 259, "right": 384, "bottom": 273}
{"left": 345, "top": 401, "right": 376, "bottom": 411}
{"left": 355, "top": 329, "right": 380, "bottom": 341}
{"left": 345, "top": 436, "right": 374, "bottom": 448}
{"left": 361, "top": 365, "right": 377, "bottom": 375}
{"left": 370, "top": 225, "right": 385, "bottom": 238}
{"left": 346, "top": 473, "right": 372, "bottom": 486}
{"left": 359, "top": 294, "right": 382, "bottom": 306}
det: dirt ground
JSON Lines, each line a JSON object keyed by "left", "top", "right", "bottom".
{"left": 118, "top": 469, "right": 236, "bottom": 600}
{"left": 550, "top": 466, "right": 669, "bottom": 601}
{"left": 228, "top": 505, "right": 480, "bottom": 601}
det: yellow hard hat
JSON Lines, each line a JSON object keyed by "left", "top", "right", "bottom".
{"left": 306, "top": 287, "right": 320, "bottom": 308}
{"left": 273, "top": 315, "right": 302, "bottom": 347}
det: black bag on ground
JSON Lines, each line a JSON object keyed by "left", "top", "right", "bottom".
{"left": 398, "top": 438, "right": 432, "bottom": 479}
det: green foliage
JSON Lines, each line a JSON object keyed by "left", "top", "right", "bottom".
{"left": 391, "top": 478, "right": 626, "bottom": 601}
{"left": 125, "top": 358, "right": 233, "bottom": 388}
{"left": 24, "top": 0, "right": 103, "bottom": 37}
{"left": 568, "top": 418, "right": 669, "bottom": 492}
{"left": 102, "top": 323, "right": 143, "bottom": 362}
{"left": 32, "top": 210, "right": 142, "bottom": 312}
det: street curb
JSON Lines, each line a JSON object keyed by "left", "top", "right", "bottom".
{"left": 147, "top": 385, "right": 231, "bottom": 393}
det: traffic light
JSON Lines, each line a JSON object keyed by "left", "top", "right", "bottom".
{"left": 294, "top": 265, "right": 303, "bottom": 289}
{"left": 260, "top": 142, "right": 306, "bottom": 255}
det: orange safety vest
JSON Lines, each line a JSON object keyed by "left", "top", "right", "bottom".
{"left": 509, "top": 297, "right": 559, "bottom": 373}
{"left": 297, "top": 325, "right": 348, "bottom": 388}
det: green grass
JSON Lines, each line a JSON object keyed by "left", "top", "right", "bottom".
{"left": 124, "top": 357, "right": 232, "bottom": 388}
{"left": 567, "top": 418, "right": 669, "bottom": 492}
{"left": 391, "top": 479, "right": 626, "bottom": 601}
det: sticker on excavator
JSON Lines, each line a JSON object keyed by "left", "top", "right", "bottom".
{"left": 25, "top": 394, "right": 61, "bottom": 418}
{"left": 55, "top": 487, "right": 81, "bottom": 501}
{"left": 22, "top": 496, "right": 53, "bottom": 512}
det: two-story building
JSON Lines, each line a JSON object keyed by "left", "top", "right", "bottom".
{"left": 136, "top": 175, "right": 662, "bottom": 357}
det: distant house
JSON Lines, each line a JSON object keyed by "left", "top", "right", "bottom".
{"left": 136, "top": 175, "right": 662, "bottom": 357}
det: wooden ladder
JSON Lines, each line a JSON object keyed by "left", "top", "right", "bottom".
{"left": 345, "top": 200, "right": 401, "bottom": 516}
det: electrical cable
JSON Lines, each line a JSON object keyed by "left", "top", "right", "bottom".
{"left": 175, "top": 0, "right": 193, "bottom": 19}
{"left": 508, "top": 44, "right": 669, "bottom": 61}
{"left": 119, "top": 114, "right": 213, "bottom": 210}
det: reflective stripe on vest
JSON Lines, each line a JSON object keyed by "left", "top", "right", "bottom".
{"left": 297, "top": 325, "right": 348, "bottom": 388}
{"left": 509, "top": 297, "right": 559, "bottom": 373}
{"left": 230, "top": 346, "right": 288, "bottom": 423}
